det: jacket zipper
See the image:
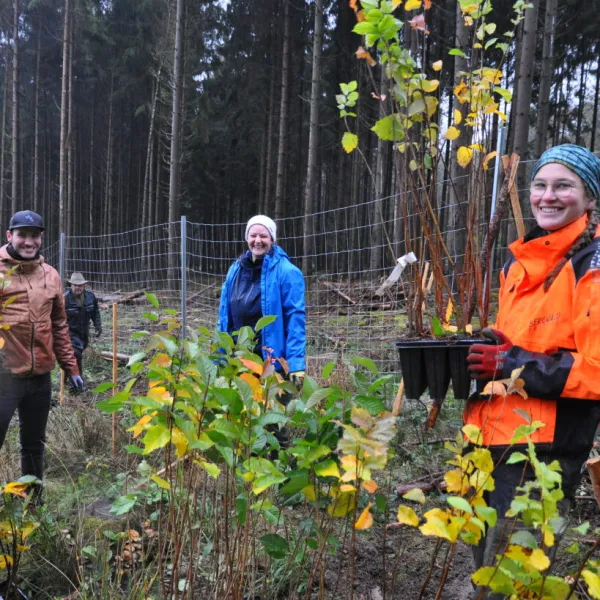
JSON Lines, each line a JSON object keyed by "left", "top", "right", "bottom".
{"left": 28, "top": 323, "right": 35, "bottom": 376}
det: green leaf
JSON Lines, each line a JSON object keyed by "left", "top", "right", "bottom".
{"left": 92, "top": 382, "right": 116, "bottom": 394}
{"left": 314, "top": 459, "right": 340, "bottom": 479}
{"left": 96, "top": 391, "right": 130, "bottom": 413}
{"left": 306, "top": 387, "right": 334, "bottom": 410}
{"left": 353, "top": 21, "right": 377, "bottom": 35}
{"left": 142, "top": 425, "right": 171, "bottom": 454}
{"left": 351, "top": 357, "right": 378, "bottom": 375}
{"left": 257, "top": 413, "right": 288, "bottom": 427}
{"left": 127, "top": 352, "right": 146, "bottom": 367}
{"left": 506, "top": 451, "right": 527, "bottom": 464}
{"left": 151, "top": 474, "right": 171, "bottom": 489}
{"left": 321, "top": 361, "right": 336, "bottom": 380}
{"left": 354, "top": 395, "right": 385, "bottom": 415}
{"left": 431, "top": 316, "right": 445, "bottom": 337}
{"left": 474, "top": 506, "right": 497, "bottom": 528}
{"left": 145, "top": 292, "right": 159, "bottom": 308}
{"left": 509, "top": 530, "right": 537, "bottom": 549}
{"left": 143, "top": 311, "right": 159, "bottom": 322}
{"left": 260, "top": 534, "right": 289, "bottom": 560}
{"left": 236, "top": 493, "right": 248, "bottom": 525}
{"left": 494, "top": 87, "right": 513, "bottom": 102}
{"left": 573, "top": 522, "right": 591, "bottom": 535}
{"left": 342, "top": 132, "right": 359, "bottom": 154}
{"left": 110, "top": 494, "right": 138, "bottom": 516}
{"left": 371, "top": 114, "right": 404, "bottom": 141}
{"left": 449, "top": 48, "right": 466, "bottom": 57}
{"left": 253, "top": 472, "right": 286, "bottom": 495}
{"left": 408, "top": 97, "right": 426, "bottom": 117}
{"left": 279, "top": 469, "right": 310, "bottom": 495}
{"left": 255, "top": 315, "right": 277, "bottom": 332}
{"left": 447, "top": 496, "right": 473, "bottom": 514}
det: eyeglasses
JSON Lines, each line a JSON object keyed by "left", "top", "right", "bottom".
{"left": 529, "top": 181, "right": 584, "bottom": 200}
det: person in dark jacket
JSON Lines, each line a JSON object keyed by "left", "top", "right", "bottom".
{"left": 217, "top": 215, "right": 306, "bottom": 388}
{"left": 465, "top": 144, "right": 600, "bottom": 597}
{"left": 64, "top": 272, "right": 101, "bottom": 381}
{"left": 0, "top": 210, "right": 83, "bottom": 498}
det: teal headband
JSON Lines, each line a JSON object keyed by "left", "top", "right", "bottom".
{"left": 531, "top": 144, "right": 600, "bottom": 200}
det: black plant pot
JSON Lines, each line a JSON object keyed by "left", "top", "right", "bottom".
{"left": 396, "top": 338, "right": 494, "bottom": 402}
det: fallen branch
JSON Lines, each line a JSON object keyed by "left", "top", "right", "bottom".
{"left": 98, "top": 289, "right": 147, "bottom": 306}
{"left": 100, "top": 351, "right": 130, "bottom": 362}
{"left": 586, "top": 456, "right": 600, "bottom": 508}
{"left": 319, "top": 280, "right": 357, "bottom": 305}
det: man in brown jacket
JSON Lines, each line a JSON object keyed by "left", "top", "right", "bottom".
{"left": 0, "top": 210, "right": 83, "bottom": 496}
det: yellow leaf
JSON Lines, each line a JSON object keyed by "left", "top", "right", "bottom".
{"left": 402, "top": 488, "right": 426, "bottom": 504}
{"left": 0, "top": 555, "right": 13, "bottom": 569}
{"left": 454, "top": 81, "right": 468, "bottom": 102}
{"left": 420, "top": 79, "right": 438, "bottom": 93}
{"left": 150, "top": 353, "right": 171, "bottom": 368}
{"left": 419, "top": 509, "right": 453, "bottom": 541}
{"left": 241, "top": 472, "right": 255, "bottom": 482}
{"left": 397, "top": 505, "right": 420, "bottom": 527}
{"left": 392, "top": 0, "right": 402, "bottom": 6}
{"left": 240, "top": 358, "right": 263, "bottom": 374}
{"left": 482, "top": 380, "right": 507, "bottom": 397}
{"left": 432, "top": 60, "right": 442, "bottom": 71}
{"left": 482, "top": 151, "right": 498, "bottom": 170}
{"left": 582, "top": 570, "right": 600, "bottom": 599}
{"left": 362, "top": 480, "right": 378, "bottom": 494}
{"left": 240, "top": 372, "right": 264, "bottom": 402}
{"left": 3, "top": 482, "right": 29, "bottom": 497}
{"left": 355, "top": 46, "right": 376, "bottom": 67}
{"left": 404, "top": 0, "right": 421, "bottom": 9}
{"left": 466, "top": 324, "right": 473, "bottom": 334}
{"left": 147, "top": 386, "right": 172, "bottom": 404}
{"left": 328, "top": 491, "right": 355, "bottom": 517}
{"left": 462, "top": 424, "right": 482, "bottom": 445}
{"left": 444, "top": 298, "right": 453, "bottom": 324}
{"left": 302, "top": 485, "right": 317, "bottom": 501}
{"left": 315, "top": 460, "right": 341, "bottom": 479}
{"left": 355, "top": 503, "right": 374, "bottom": 530}
{"left": 151, "top": 474, "right": 171, "bottom": 490}
{"left": 340, "top": 484, "right": 357, "bottom": 492}
{"left": 171, "top": 428, "right": 188, "bottom": 458}
{"left": 457, "top": 146, "right": 473, "bottom": 168}
{"left": 424, "top": 96, "right": 438, "bottom": 119}
{"left": 445, "top": 469, "right": 468, "bottom": 494}
{"left": 127, "top": 414, "right": 154, "bottom": 439}
{"left": 453, "top": 109, "right": 462, "bottom": 125}
{"left": 469, "top": 143, "right": 484, "bottom": 152}
{"left": 342, "top": 131, "right": 359, "bottom": 154}
{"left": 0, "top": 338, "right": 4, "bottom": 349}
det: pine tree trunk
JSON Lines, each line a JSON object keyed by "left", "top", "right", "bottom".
{"left": 0, "top": 62, "right": 8, "bottom": 229}
{"left": 274, "top": 0, "right": 291, "bottom": 220}
{"left": 59, "top": 0, "right": 70, "bottom": 233}
{"left": 33, "top": 14, "right": 41, "bottom": 213}
{"left": 591, "top": 49, "right": 600, "bottom": 152}
{"left": 534, "top": 0, "right": 556, "bottom": 157}
{"left": 512, "top": 0, "right": 539, "bottom": 183}
{"left": 66, "top": 15, "right": 74, "bottom": 236}
{"left": 11, "top": 0, "right": 19, "bottom": 214}
{"left": 89, "top": 92, "right": 94, "bottom": 235}
{"left": 575, "top": 38, "right": 586, "bottom": 145}
{"left": 302, "top": 0, "right": 323, "bottom": 275}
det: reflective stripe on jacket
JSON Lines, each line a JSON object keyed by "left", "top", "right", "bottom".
{"left": 217, "top": 245, "right": 306, "bottom": 373}
{"left": 0, "top": 245, "right": 79, "bottom": 377}
{"left": 464, "top": 215, "right": 600, "bottom": 465}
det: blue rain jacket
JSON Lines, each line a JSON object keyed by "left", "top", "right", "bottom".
{"left": 217, "top": 245, "right": 306, "bottom": 373}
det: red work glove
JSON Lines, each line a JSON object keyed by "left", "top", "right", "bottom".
{"left": 467, "top": 328, "right": 513, "bottom": 381}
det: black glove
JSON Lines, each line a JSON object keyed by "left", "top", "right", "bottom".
{"left": 95, "top": 327, "right": 102, "bottom": 338}
{"left": 70, "top": 375, "right": 85, "bottom": 393}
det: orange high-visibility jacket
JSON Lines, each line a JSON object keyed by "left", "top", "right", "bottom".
{"left": 464, "top": 215, "right": 600, "bottom": 478}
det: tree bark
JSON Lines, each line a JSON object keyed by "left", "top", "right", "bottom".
{"left": 33, "top": 14, "right": 41, "bottom": 213}
{"left": 575, "top": 37, "right": 586, "bottom": 145}
{"left": 59, "top": 0, "right": 71, "bottom": 233}
{"left": 274, "top": 0, "right": 291, "bottom": 220}
{"left": 534, "top": 0, "right": 557, "bottom": 158}
{"left": 512, "top": 0, "right": 539, "bottom": 185}
{"left": 0, "top": 61, "right": 9, "bottom": 229}
{"left": 11, "top": 0, "right": 19, "bottom": 214}
{"left": 302, "top": 0, "right": 323, "bottom": 275}
{"left": 591, "top": 48, "right": 600, "bottom": 152}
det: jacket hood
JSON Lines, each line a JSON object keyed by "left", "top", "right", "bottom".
{"left": 0, "top": 244, "right": 45, "bottom": 275}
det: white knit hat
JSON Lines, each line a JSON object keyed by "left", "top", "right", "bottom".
{"left": 245, "top": 215, "right": 277, "bottom": 242}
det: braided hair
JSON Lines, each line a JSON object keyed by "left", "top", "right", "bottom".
{"left": 543, "top": 209, "right": 599, "bottom": 291}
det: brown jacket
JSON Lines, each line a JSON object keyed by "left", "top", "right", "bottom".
{"left": 0, "top": 245, "right": 79, "bottom": 377}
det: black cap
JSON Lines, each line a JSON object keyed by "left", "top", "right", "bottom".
{"left": 8, "top": 210, "right": 45, "bottom": 231}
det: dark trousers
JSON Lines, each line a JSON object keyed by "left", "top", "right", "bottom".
{"left": 0, "top": 373, "right": 52, "bottom": 481}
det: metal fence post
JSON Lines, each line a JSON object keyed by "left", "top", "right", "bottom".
{"left": 180, "top": 216, "right": 187, "bottom": 337}
{"left": 59, "top": 232, "right": 66, "bottom": 283}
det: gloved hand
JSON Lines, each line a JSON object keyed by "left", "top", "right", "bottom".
{"left": 95, "top": 327, "right": 102, "bottom": 338}
{"left": 289, "top": 371, "right": 305, "bottom": 391}
{"left": 70, "top": 374, "right": 85, "bottom": 393}
{"left": 467, "top": 328, "right": 513, "bottom": 381}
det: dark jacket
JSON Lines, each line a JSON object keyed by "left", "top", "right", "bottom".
{"left": 0, "top": 245, "right": 79, "bottom": 377}
{"left": 217, "top": 245, "right": 306, "bottom": 373}
{"left": 64, "top": 289, "right": 101, "bottom": 348}
{"left": 464, "top": 215, "right": 600, "bottom": 492}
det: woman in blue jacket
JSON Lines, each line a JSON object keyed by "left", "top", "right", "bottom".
{"left": 217, "top": 215, "right": 306, "bottom": 389}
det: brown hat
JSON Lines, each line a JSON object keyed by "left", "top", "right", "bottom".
{"left": 68, "top": 272, "right": 88, "bottom": 285}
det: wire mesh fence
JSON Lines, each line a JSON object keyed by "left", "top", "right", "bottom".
{"left": 52, "top": 160, "right": 542, "bottom": 377}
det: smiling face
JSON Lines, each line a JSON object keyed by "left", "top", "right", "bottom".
{"left": 6, "top": 227, "right": 43, "bottom": 259}
{"left": 247, "top": 224, "right": 273, "bottom": 258}
{"left": 530, "top": 164, "right": 595, "bottom": 231}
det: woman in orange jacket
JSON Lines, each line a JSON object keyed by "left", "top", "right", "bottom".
{"left": 465, "top": 144, "right": 600, "bottom": 583}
